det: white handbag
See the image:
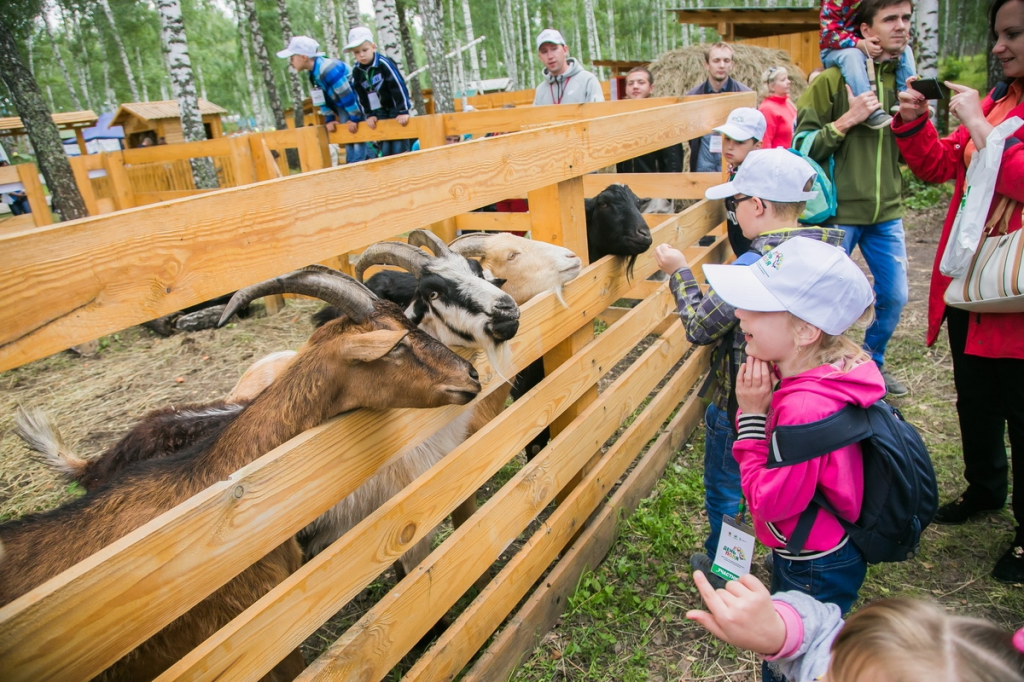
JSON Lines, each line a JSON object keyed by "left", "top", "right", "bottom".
{"left": 944, "top": 196, "right": 1024, "bottom": 312}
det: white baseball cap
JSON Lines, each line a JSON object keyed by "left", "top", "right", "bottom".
{"left": 344, "top": 26, "right": 375, "bottom": 51}
{"left": 705, "top": 148, "right": 819, "bottom": 202}
{"left": 276, "top": 36, "right": 324, "bottom": 59}
{"left": 702, "top": 237, "right": 874, "bottom": 336}
{"left": 536, "top": 29, "right": 567, "bottom": 50}
{"left": 713, "top": 107, "right": 767, "bottom": 142}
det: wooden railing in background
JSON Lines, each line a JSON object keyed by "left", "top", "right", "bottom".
{"left": 0, "top": 92, "right": 753, "bottom": 682}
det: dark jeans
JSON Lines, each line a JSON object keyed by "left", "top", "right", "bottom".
{"left": 946, "top": 307, "right": 1024, "bottom": 534}
{"left": 380, "top": 138, "right": 412, "bottom": 157}
{"left": 702, "top": 402, "right": 742, "bottom": 558}
{"left": 8, "top": 196, "right": 30, "bottom": 215}
{"left": 762, "top": 540, "right": 867, "bottom": 682}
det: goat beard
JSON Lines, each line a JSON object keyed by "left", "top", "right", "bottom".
{"left": 483, "top": 341, "right": 513, "bottom": 385}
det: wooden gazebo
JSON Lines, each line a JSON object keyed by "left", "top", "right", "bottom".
{"left": 0, "top": 110, "right": 98, "bottom": 156}
{"left": 112, "top": 99, "right": 227, "bottom": 148}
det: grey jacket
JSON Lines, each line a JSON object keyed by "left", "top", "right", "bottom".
{"left": 533, "top": 58, "right": 604, "bottom": 105}
{"left": 767, "top": 590, "right": 844, "bottom": 682}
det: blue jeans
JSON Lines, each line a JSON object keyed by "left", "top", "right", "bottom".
{"left": 762, "top": 541, "right": 867, "bottom": 681}
{"left": 821, "top": 45, "right": 916, "bottom": 95}
{"left": 380, "top": 138, "right": 412, "bottom": 157}
{"left": 839, "top": 219, "right": 909, "bottom": 368}
{"left": 345, "top": 143, "right": 367, "bottom": 164}
{"left": 702, "top": 402, "right": 743, "bottom": 558}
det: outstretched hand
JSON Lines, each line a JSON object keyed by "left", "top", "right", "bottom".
{"left": 654, "top": 244, "right": 688, "bottom": 275}
{"left": 896, "top": 76, "right": 928, "bottom": 122}
{"left": 686, "top": 570, "right": 787, "bottom": 656}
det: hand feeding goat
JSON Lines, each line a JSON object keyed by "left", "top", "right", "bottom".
{"left": 2, "top": 266, "right": 481, "bottom": 681}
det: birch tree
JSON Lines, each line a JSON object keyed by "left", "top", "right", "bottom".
{"left": 0, "top": 14, "right": 87, "bottom": 220}
{"left": 41, "top": 13, "right": 82, "bottom": 110}
{"left": 606, "top": 1, "right": 616, "bottom": 61}
{"left": 497, "top": 0, "right": 518, "bottom": 90}
{"left": 242, "top": 0, "right": 287, "bottom": 131}
{"left": 276, "top": 0, "right": 306, "bottom": 131}
{"left": 155, "top": 0, "right": 218, "bottom": 189}
{"left": 583, "top": 0, "right": 601, "bottom": 78}
{"left": 234, "top": 0, "right": 267, "bottom": 128}
{"left": 418, "top": 0, "right": 454, "bottom": 113}
{"left": 98, "top": 0, "right": 140, "bottom": 101}
{"left": 343, "top": 0, "right": 361, "bottom": 34}
{"left": 374, "top": 0, "right": 405, "bottom": 70}
{"left": 396, "top": 0, "right": 426, "bottom": 113}
{"left": 915, "top": 0, "right": 939, "bottom": 80}
{"left": 318, "top": 0, "right": 337, "bottom": 58}
{"left": 136, "top": 46, "right": 149, "bottom": 101}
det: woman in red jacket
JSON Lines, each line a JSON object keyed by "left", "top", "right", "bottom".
{"left": 758, "top": 66, "right": 798, "bottom": 149}
{"left": 892, "top": 0, "right": 1024, "bottom": 584}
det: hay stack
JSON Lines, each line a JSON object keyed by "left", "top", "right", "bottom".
{"left": 651, "top": 43, "right": 808, "bottom": 103}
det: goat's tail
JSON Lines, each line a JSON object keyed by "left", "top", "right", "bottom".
{"left": 13, "top": 406, "right": 89, "bottom": 480}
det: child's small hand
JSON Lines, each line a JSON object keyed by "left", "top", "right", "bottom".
{"left": 397, "top": 113, "right": 410, "bottom": 126}
{"left": 347, "top": 120, "right": 358, "bottom": 134}
{"left": 686, "top": 571, "right": 787, "bottom": 656}
{"left": 366, "top": 116, "right": 378, "bottom": 130}
{"left": 856, "top": 35, "right": 883, "bottom": 59}
{"left": 326, "top": 121, "right": 339, "bottom": 132}
{"left": 654, "top": 244, "right": 687, "bottom": 275}
{"left": 735, "top": 357, "right": 773, "bottom": 414}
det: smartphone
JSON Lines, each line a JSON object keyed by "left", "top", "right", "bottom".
{"left": 910, "top": 77, "right": 949, "bottom": 100}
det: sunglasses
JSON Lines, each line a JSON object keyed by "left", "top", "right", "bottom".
{"left": 725, "top": 195, "right": 755, "bottom": 212}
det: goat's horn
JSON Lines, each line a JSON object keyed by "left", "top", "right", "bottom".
{"left": 218, "top": 265, "right": 377, "bottom": 326}
{"left": 447, "top": 232, "right": 495, "bottom": 257}
{"left": 407, "top": 229, "right": 452, "bottom": 257}
{"left": 353, "top": 241, "right": 432, "bottom": 282}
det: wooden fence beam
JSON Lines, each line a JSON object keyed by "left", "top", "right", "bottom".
{"left": 16, "top": 163, "right": 51, "bottom": 227}
{"left": 68, "top": 157, "right": 99, "bottom": 216}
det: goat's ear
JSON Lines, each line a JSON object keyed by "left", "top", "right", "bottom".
{"left": 340, "top": 330, "right": 409, "bottom": 362}
{"left": 584, "top": 197, "right": 595, "bottom": 216}
{"left": 490, "top": 277, "right": 508, "bottom": 290}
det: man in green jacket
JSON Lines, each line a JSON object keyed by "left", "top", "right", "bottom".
{"left": 795, "top": 0, "right": 913, "bottom": 397}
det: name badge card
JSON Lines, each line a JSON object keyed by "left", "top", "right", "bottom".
{"left": 709, "top": 134, "right": 723, "bottom": 154}
{"left": 310, "top": 88, "right": 326, "bottom": 106}
{"left": 368, "top": 92, "right": 382, "bottom": 110}
{"left": 711, "top": 514, "right": 756, "bottom": 581}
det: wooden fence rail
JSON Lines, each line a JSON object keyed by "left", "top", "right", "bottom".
{"left": 0, "top": 92, "right": 753, "bottom": 682}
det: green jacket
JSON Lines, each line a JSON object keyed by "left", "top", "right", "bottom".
{"left": 795, "top": 61, "right": 904, "bottom": 226}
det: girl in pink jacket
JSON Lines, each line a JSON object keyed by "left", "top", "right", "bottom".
{"left": 702, "top": 237, "right": 885, "bottom": 626}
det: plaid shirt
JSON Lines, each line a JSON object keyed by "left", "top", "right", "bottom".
{"left": 310, "top": 57, "right": 363, "bottom": 124}
{"left": 668, "top": 227, "right": 847, "bottom": 414}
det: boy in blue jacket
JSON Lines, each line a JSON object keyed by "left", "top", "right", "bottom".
{"left": 277, "top": 35, "right": 367, "bottom": 164}
{"left": 344, "top": 27, "right": 414, "bottom": 157}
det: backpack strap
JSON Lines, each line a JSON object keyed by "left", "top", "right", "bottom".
{"left": 767, "top": 404, "right": 872, "bottom": 469}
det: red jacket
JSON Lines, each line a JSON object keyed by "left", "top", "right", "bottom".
{"left": 892, "top": 83, "right": 1024, "bottom": 357}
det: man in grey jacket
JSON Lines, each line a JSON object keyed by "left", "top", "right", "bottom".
{"left": 532, "top": 29, "right": 604, "bottom": 105}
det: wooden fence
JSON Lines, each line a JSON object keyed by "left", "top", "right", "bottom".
{"left": 0, "top": 91, "right": 753, "bottom": 681}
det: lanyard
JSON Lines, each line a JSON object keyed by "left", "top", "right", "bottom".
{"left": 549, "top": 76, "right": 572, "bottom": 104}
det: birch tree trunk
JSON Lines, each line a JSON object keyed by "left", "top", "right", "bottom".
{"left": 606, "top": 1, "right": 616, "bottom": 61}
{"left": 277, "top": 0, "right": 307, "bottom": 131}
{"left": 64, "top": 4, "right": 94, "bottom": 110}
{"left": 459, "top": 0, "right": 480, "bottom": 86}
{"left": 497, "top": 0, "right": 518, "bottom": 90}
{"left": 242, "top": 0, "right": 287, "bottom": 132}
{"left": 27, "top": 33, "right": 35, "bottom": 77}
{"left": 0, "top": 15, "right": 87, "bottom": 220}
{"left": 396, "top": 0, "right": 426, "bottom": 113}
{"left": 41, "top": 16, "right": 82, "bottom": 110}
{"left": 374, "top": 0, "right": 405, "bottom": 70}
{"left": 234, "top": 0, "right": 267, "bottom": 128}
{"left": 418, "top": 0, "right": 455, "bottom": 113}
{"left": 98, "top": 0, "right": 140, "bottom": 102}
{"left": 136, "top": 47, "right": 149, "bottom": 101}
{"left": 343, "top": 0, "right": 361, "bottom": 32}
{"left": 318, "top": 0, "right": 337, "bottom": 58}
{"left": 915, "top": 0, "right": 939, "bottom": 80}
{"left": 155, "top": 0, "right": 218, "bottom": 189}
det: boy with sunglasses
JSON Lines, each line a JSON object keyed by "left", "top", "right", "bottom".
{"left": 654, "top": 149, "right": 847, "bottom": 589}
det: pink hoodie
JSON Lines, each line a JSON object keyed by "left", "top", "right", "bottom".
{"left": 732, "top": 359, "right": 886, "bottom": 553}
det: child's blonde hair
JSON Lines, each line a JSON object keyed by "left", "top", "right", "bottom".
{"left": 791, "top": 305, "right": 874, "bottom": 369}
{"left": 830, "top": 598, "right": 1024, "bottom": 682}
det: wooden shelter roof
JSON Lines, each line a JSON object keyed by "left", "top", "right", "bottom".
{"left": 112, "top": 99, "right": 227, "bottom": 125}
{"left": 0, "top": 110, "right": 98, "bottom": 137}
{"left": 670, "top": 6, "right": 819, "bottom": 40}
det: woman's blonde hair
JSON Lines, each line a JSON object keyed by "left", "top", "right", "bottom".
{"left": 829, "top": 598, "right": 1024, "bottom": 682}
{"left": 792, "top": 305, "right": 874, "bottom": 369}
{"left": 760, "top": 65, "right": 788, "bottom": 98}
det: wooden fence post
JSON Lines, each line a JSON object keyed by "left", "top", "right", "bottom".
{"left": 16, "top": 163, "right": 52, "bottom": 226}
{"left": 68, "top": 156, "right": 99, "bottom": 216}
{"left": 229, "top": 135, "right": 256, "bottom": 186}
{"left": 420, "top": 115, "right": 457, "bottom": 242}
{"left": 299, "top": 125, "right": 331, "bottom": 172}
{"left": 102, "top": 152, "right": 135, "bottom": 210}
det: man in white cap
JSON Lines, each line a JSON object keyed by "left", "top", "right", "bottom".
{"left": 711, "top": 107, "right": 767, "bottom": 256}
{"left": 532, "top": 29, "right": 604, "bottom": 106}
{"left": 653, "top": 148, "right": 847, "bottom": 591}
{"left": 277, "top": 35, "right": 366, "bottom": 163}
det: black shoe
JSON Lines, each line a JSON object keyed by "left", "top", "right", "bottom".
{"left": 879, "top": 367, "right": 909, "bottom": 397}
{"left": 690, "top": 552, "right": 727, "bottom": 589}
{"left": 864, "top": 109, "right": 893, "bottom": 129}
{"left": 932, "top": 492, "right": 1004, "bottom": 525}
{"left": 992, "top": 544, "right": 1024, "bottom": 584}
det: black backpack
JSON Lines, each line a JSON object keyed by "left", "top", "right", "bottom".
{"left": 770, "top": 400, "right": 938, "bottom": 564}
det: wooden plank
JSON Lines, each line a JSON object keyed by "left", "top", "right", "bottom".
{"left": 0, "top": 164, "right": 18, "bottom": 183}
{"left": 229, "top": 135, "right": 256, "bottom": 186}
{"left": 453, "top": 212, "right": 531, "bottom": 233}
{"left": 0, "top": 94, "right": 748, "bottom": 372}
{"left": 643, "top": 213, "right": 675, "bottom": 228}
{"left": 0, "top": 214, "right": 36, "bottom": 234}
{"left": 443, "top": 97, "right": 684, "bottom": 137}
{"left": 122, "top": 137, "right": 233, "bottom": 163}
{"left": 463, "top": 363, "right": 709, "bottom": 682}
{"left": 16, "top": 163, "right": 52, "bottom": 227}
{"left": 405, "top": 332, "right": 711, "bottom": 682}
{"left": 297, "top": 291, "right": 684, "bottom": 681}
{"left": 582, "top": 172, "right": 720, "bottom": 199}
{"left": 132, "top": 190, "right": 213, "bottom": 205}
{"left": 68, "top": 156, "right": 99, "bottom": 216}
{"left": 142, "top": 206, "right": 720, "bottom": 681}
{"left": 102, "top": 151, "right": 135, "bottom": 211}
